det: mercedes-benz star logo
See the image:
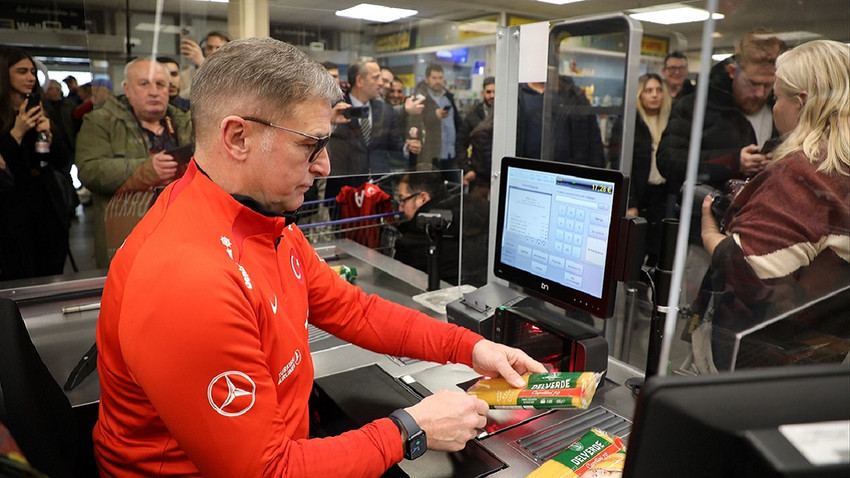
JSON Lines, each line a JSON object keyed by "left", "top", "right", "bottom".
{"left": 207, "top": 371, "right": 256, "bottom": 417}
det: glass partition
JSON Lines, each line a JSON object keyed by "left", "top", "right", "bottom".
{"left": 491, "top": 4, "right": 850, "bottom": 375}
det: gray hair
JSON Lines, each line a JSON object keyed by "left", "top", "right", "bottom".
{"left": 122, "top": 57, "right": 168, "bottom": 84}
{"left": 191, "top": 37, "right": 342, "bottom": 144}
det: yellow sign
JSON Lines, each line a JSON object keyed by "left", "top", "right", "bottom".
{"left": 641, "top": 35, "right": 669, "bottom": 56}
{"left": 376, "top": 31, "right": 411, "bottom": 53}
{"left": 396, "top": 73, "right": 416, "bottom": 89}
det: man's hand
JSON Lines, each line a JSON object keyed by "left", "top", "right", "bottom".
{"left": 406, "top": 138, "right": 422, "bottom": 155}
{"left": 405, "top": 389, "right": 488, "bottom": 452}
{"left": 701, "top": 194, "right": 726, "bottom": 256}
{"left": 471, "top": 339, "right": 548, "bottom": 389}
{"left": 463, "top": 170, "right": 476, "bottom": 186}
{"left": 331, "top": 102, "right": 351, "bottom": 125}
{"left": 180, "top": 38, "right": 205, "bottom": 67}
{"left": 435, "top": 108, "right": 450, "bottom": 120}
{"left": 739, "top": 144, "right": 769, "bottom": 177}
{"left": 152, "top": 151, "right": 179, "bottom": 183}
{"left": 404, "top": 96, "right": 425, "bottom": 115}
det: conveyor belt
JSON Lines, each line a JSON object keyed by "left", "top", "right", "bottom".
{"left": 516, "top": 407, "right": 631, "bottom": 463}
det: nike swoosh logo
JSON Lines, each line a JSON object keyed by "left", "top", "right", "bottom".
{"left": 270, "top": 295, "right": 278, "bottom": 314}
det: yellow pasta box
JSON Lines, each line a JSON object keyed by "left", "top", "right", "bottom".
{"left": 467, "top": 372, "right": 601, "bottom": 409}
{"left": 527, "top": 428, "right": 626, "bottom": 478}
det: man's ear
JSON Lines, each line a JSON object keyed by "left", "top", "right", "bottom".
{"left": 220, "top": 116, "right": 250, "bottom": 162}
{"left": 420, "top": 191, "right": 431, "bottom": 203}
{"left": 726, "top": 62, "right": 737, "bottom": 80}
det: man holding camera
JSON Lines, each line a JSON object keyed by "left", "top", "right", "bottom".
{"left": 325, "top": 57, "right": 419, "bottom": 198}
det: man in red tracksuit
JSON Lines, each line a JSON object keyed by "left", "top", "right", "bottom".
{"left": 93, "top": 37, "right": 546, "bottom": 477}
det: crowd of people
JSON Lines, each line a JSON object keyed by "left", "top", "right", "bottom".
{"left": 2, "top": 26, "right": 846, "bottom": 369}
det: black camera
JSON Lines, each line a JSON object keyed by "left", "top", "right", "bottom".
{"left": 343, "top": 105, "right": 369, "bottom": 119}
{"left": 416, "top": 210, "right": 452, "bottom": 232}
{"left": 690, "top": 180, "right": 746, "bottom": 232}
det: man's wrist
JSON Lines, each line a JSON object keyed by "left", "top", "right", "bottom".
{"left": 389, "top": 408, "right": 427, "bottom": 460}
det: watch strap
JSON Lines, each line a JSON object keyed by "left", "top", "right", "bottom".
{"left": 389, "top": 408, "right": 427, "bottom": 460}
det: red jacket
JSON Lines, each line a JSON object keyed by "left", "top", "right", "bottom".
{"left": 93, "top": 161, "right": 483, "bottom": 477}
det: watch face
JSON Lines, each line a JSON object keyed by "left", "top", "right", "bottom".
{"left": 406, "top": 430, "right": 427, "bottom": 460}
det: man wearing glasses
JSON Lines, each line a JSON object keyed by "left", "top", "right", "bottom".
{"left": 326, "top": 57, "right": 421, "bottom": 200}
{"left": 92, "top": 37, "right": 545, "bottom": 477}
{"left": 662, "top": 51, "right": 695, "bottom": 100}
{"left": 658, "top": 28, "right": 787, "bottom": 197}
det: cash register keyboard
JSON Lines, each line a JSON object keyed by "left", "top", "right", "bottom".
{"left": 516, "top": 407, "right": 631, "bottom": 462}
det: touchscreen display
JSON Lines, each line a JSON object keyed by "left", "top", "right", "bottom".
{"left": 494, "top": 157, "right": 625, "bottom": 318}
{"left": 500, "top": 167, "right": 616, "bottom": 298}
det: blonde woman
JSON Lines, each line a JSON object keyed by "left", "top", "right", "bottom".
{"left": 630, "top": 73, "right": 672, "bottom": 266}
{"left": 699, "top": 40, "right": 850, "bottom": 369}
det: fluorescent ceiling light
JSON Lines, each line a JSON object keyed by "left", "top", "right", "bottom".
{"left": 629, "top": 4, "right": 724, "bottom": 25}
{"left": 712, "top": 53, "right": 733, "bottom": 62}
{"left": 136, "top": 23, "right": 184, "bottom": 34}
{"left": 536, "top": 0, "right": 588, "bottom": 4}
{"left": 336, "top": 3, "right": 417, "bottom": 23}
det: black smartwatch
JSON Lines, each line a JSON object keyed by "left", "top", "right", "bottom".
{"left": 389, "top": 408, "right": 427, "bottom": 460}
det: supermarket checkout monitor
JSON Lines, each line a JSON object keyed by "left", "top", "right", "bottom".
{"left": 493, "top": 157, "right": 627, "bottom": 318}
{"left": 624, "top": 363, "right": 850, "bottom": 477}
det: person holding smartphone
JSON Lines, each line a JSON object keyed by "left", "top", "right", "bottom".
{"left": 411, "top": 63, "right": 461, "bottom": 171}
{"left": 76, "top": 57, "right": 193, "bottom": 268}
{"left": 0, "top": 46, "right": 72, "bottom": 280}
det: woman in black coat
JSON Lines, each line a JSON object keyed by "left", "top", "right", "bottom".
{"left": 0, "top": 46, "right": 71, "bottom": 281}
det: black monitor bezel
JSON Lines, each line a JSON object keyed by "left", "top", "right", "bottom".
{"left": 493, "top": 156, "right": 627, "bottom": 318}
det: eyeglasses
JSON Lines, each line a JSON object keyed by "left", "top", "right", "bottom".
{"left": 664, "top": 65, "right": 687, "bottom": 72}
{"left": 396, "top": 192, "right": 421, "bottom": 204}
{"left": 242, "top": 116, "right": 330, "bottom": 163}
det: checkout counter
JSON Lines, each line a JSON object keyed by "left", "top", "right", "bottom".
{"left": 3, "top": 238, "right": 643, "bottom": 477}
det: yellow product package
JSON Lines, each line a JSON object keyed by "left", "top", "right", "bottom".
{"left": 467, "top": 372, "right": 601, "bottom": 409}
{"left": 527, "top": 428, "right": 626, "bottom": 478}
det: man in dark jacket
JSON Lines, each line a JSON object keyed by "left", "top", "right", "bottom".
{"left": 657, "top": 29, "right": 787, "bottom": 195}
{"left": 325, "top": 57, "right": 420, "bottom": 199}
{"left": 412, "top": 64, "right": 461, "bottom": 171}
{"left": 394, "top": 172, "right": 489, "bottom": 286}
{"left": 456, "top": 76, "right": 494, "bottom": 184}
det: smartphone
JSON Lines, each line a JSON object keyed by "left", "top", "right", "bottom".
{"left": 442, "top": 105, "right": 451, "bottom": 111}
{"left": 760, "top": 137, "right": 782, "bottom": 155}
{"left": 26, "top": 91, "right": 41, "bottom": 110}
{"left": 342, "top": 105, "right": 369, "bottom": 119}
{"left": 181, "top": 27, "right": 191, "bottom": 36}
{"left": 164, "top": 143, "right": 195, "bottom": 164}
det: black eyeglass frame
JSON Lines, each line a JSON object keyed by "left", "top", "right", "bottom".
{"left": 396, "top": 191, "right": 422, "bottom": 204}
{"left": 241, "top": 116, "right": 330, "bottom": 163}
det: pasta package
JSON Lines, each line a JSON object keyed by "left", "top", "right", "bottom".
{"left": 527, "top": 428, "right": 626, "bottom": 478}
{"left": 467, "top": 372, "right": 601, "bottom": 409}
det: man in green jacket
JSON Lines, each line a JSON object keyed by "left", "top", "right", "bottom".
{"left": 77, "top": 58, "right": 193, "bottom": 268}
